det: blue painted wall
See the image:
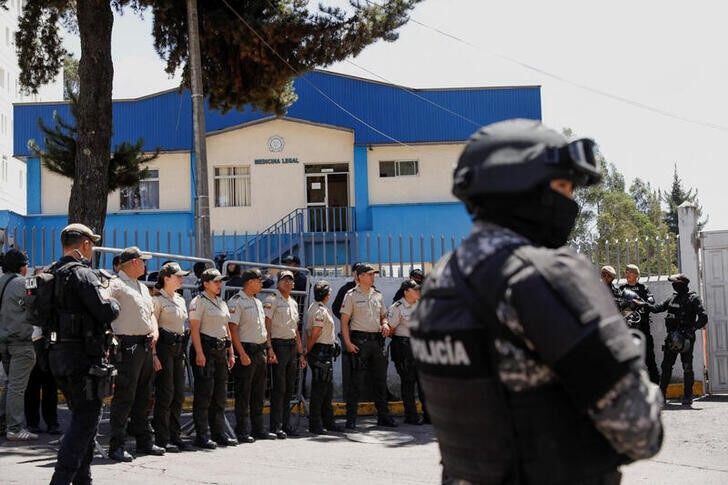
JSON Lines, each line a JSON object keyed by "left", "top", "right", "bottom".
{"left": 15, "top": 71, "right": 541, "bottom": 157}
{"left": 353, "top": 145, "right": 371, "bottom": 230}
{"left": 3, "top": 211, "right": 194, "bottom": 268}
{"left": 369, "top": 202, "right": 472, "bottom": 237}
{"left": 26, "top": 158, "right": 41, "bottom": 214}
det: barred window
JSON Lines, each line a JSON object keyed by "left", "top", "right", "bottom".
{"left": 120, "top": 169, "right": 159, "bottom": 210}
{"left": 379, "top": 160, "right": 419, "bottom": 178}
{"left": 214, "top": 166, "right": 251, "bottom": 207}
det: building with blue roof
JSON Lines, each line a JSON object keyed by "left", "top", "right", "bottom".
{"left": 6, "top": 70, "right": 541, "bottom": 270}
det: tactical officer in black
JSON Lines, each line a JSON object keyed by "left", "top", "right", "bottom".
{"left": 648, "top": 274, "right": 708, "bottom": 406}
{"left": 412, "top": 119, "right": 663, "bottom": 484}
{"left": 619, "top": 264, "right": 660, "bottom": 384}
{"left": 48, "top": 224, "right": 120, "bottom": 485}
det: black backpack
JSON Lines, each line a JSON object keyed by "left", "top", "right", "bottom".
{"left": 25, "top": 262, "right": 83, "bottom": 329}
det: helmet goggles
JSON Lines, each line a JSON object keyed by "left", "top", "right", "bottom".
{"left": 544, "top": 138, "right": 601, "bottom": 187}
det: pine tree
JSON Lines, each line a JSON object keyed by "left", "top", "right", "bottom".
{"left": 28, "top": 89, "right": 159, "bottom": 194}
{"left": 10, "top": 0, "right": 423, "bottom": 233}
{"left": 662, "top": 165, "right": 707, "bottom": 235}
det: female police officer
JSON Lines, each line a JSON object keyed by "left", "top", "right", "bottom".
{"left": 388, "top": 279, "right": 423, "bottom": 425}
{"left": 189, "top": 268, "right": 238, "bottom": 449}
{"left": 305, "top": 281, "right": 341, "bottom": 434}
{"left": 151, "top": 262, "right": 192, "bottom": 452}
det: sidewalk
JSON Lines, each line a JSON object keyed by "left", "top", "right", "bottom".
{"left": 1, "top": 396, "right": 726, "bottom": 484}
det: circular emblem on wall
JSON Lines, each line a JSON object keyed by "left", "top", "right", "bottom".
{"left": 267, "top": 135, "right": 285, "bottom": 153}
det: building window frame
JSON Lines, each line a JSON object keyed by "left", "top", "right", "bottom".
{"left": 119, "top": 168, "right": 160, "bottom": 211}
{"left": 214, "top": 165, "right": 251, "bottom": 208}
{"left": 378, "top": 159, "right": 419, "bottom": 178}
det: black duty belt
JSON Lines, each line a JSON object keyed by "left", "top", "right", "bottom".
{"left": 117, "top": 334, "right": 152, "bottom": 344}
{"left": 201, "top": 334, "right": 230, "bottom": 350}
{"left": 391, "top": 335, "right": 411, "bottom": 343}
{"left": 351, "top": 331, "right": 381, "bottom": 342}
{"left": 242, "top": 342, "right": 267, "bottom": 353}
{"left": 159, "top": 328, "right": 186, "bottom": 345}
{"left": 271, "top": 338, "right": 296, "bottom": 346}
{"left": 311, "top": 343, "right": 334, "bottom": 354}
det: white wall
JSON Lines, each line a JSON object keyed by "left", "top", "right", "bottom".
{"left": 367, "top": 143, "right": 464, "bottom": 205}
{"left": 40, "top": 152, "right": 191, "bottom": 214}
{"left": 0, "top": 1, "right": 63, "bottom": 215}
{"left": 206, "top": 118, "right": 354, "bottom": 232}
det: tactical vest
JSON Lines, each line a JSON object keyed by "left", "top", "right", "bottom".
{"left": 412, "top": 240, "right": 624, "bottom": 484}
{"left": 53, "top": 262, "right": 109, "bottom": 358}
{"left": 665, "top": 292, "right": 697, "bottom": 334}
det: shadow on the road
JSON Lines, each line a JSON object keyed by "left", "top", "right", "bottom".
{"left": 700, "top": 393, "right": 728, "bottom": 402}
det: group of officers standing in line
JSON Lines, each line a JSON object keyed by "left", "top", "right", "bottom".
{"left": 41, "top": 222, "right": 427, "bottom": 485}
{"left": 600, "top": 263, "right": 708, "bottom": 406}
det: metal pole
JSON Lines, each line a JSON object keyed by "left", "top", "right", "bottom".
{"left": 187, "top": 0, "right": 211, "bottom": 258}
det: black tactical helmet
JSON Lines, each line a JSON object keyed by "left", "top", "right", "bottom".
{"left": 452, "top": 119, "right": 601, "bottom": 203}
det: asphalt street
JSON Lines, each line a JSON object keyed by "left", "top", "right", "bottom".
{"left": 1, "top": 396, "right": 726, "bottom": 484}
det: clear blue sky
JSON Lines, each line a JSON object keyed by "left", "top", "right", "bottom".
{"left": 62, "top": 0, "right": 726, "bottom": 231}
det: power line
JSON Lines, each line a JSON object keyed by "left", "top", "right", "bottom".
{"left": 363, "top": 0, "right": 728, "bottom": 133}
{"left": 221, "top": 0, "right": 415, "bottom": 149}
{"left": 342, "top": 58, "right": 482, "bottom": 128}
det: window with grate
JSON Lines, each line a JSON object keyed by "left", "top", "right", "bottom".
{"left": 120, "top": 169, "right": 159, "bottom": 210}
{"left": 214, "top": 166, "right": 251, "bottom": 207}
{"left": 378, "top": 160, "right": 419, "bottom": 178}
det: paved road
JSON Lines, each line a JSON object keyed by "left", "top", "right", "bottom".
{"left": 1, "top": 396, "right": 726, "bottom": 484}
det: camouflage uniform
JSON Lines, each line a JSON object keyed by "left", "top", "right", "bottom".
{"left": 412, "top": 221, "right": 663, "bottom": 484}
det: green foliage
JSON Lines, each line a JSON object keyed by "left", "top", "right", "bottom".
{"left": 568, "top": 131, "right": 676, "bottom": 275}
{"left": 27, "top": 90, "right": 159, "bottom": 193}
{"left": 14, "top": 0, "right": 422, "bottom": 114}
{"left": 62, "top": 54, "right": 79, "bottom": 99}
{"left": 662, "top": 164, "right": 707, "bottom": 235}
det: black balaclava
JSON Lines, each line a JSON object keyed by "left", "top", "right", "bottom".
{"left": 472, "top": 185, "right": 579, "bottom": 249}
{"left": 672, "top": 282, "right": 688, "bottom": 294}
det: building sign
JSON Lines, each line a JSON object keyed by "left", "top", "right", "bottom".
{"left": 254, "top": 157, "right": 299, "bottom": 165}
{"left": 267, "top": 135, "right": 285, "bottom": 152}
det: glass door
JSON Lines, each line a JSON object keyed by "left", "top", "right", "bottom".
{"left": 306, "top": 174, "right": 327, "bottom": 232}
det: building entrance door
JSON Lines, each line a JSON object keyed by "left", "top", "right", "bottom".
{"left": 305, "top": 164, "right": 350, "bottom": 232}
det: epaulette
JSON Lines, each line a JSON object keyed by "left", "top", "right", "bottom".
{"left": 393, "top": 300, "right": 402, "bottom": 307}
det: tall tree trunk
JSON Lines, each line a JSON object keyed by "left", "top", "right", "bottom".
{"left": 68, "top": 0, "right": 114, "bottom": 235}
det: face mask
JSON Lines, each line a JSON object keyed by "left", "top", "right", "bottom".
{"left": 540, "top": 189, "right": 579, "bottom": 248}
{"left": 473, "top": 186, "right": 579, "bottom": 249}
{"left": 72, "top": 249, "right": 91, "bottom": 266}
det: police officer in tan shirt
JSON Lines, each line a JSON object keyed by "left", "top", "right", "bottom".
{"left": 189, "top": 268, "right": 237, "bottom": 449}
{"left": 264, "top": 270, "right": 305, "bottom": 438}
{"left": 388, "top": 279, "right": 425, "bottom": 425}
{"left": 151, "top": 262, "right": 193, "bottom": 452}
{"left": 305, "top": 281, "right": 342, "bottom": 434}
{"left": 228, "top": 268, "right": 276, "bottom": 442}
{"left": 340, "top": 264, "right": 396, "bottom": 429}
{"left": 107, "top": 247, "right": 165, "bottom": 461}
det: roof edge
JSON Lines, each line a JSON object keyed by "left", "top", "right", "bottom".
{"left": 206, "top": 115, "right": 354, "bottom": 137}
{"left": 312, "top": 68, "right": 541, "bottom": 92}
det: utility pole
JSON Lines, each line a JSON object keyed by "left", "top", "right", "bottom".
{"left": 186, "top": 0, "right": 211, "bottom": 258}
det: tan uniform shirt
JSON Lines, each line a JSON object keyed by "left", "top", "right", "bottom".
{"left": 153, "top": 289, "right": 188, "bottom": 335}
{"left": 228, "top": 291, "right": 267, "bottom": 345}
{"left": 189, "top": 293, "right": 230, "bottom": 340}
{"left": 306, "top": 301, "right": 336, "bottom": 345}
{"left": 110, "top": 270, "right": 156, "bottom": 336}
{"left": 263, "top": 290, "right": 299, "bottom": 340}
{"left": 340, "top": 285, "right": 386, "bottom": 333}
{"left": 388, "top": 298, "right": 416, "bottom": 337}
